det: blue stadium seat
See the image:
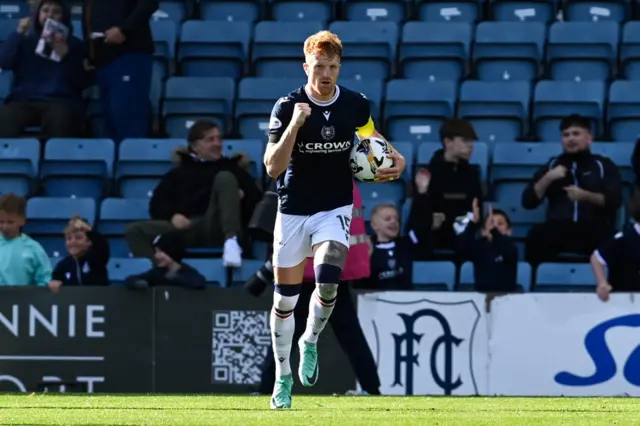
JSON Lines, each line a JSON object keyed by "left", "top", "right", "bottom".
{"left": 223, "top": 139, "right": 264, "bottom": 180}
{"left": 358, "top": 181, "right": 406, "bottom": 219}
{"left": 533, "top": 80, "right": 605, "bottom": 140}
{"left": 487, "top": 201, "right": 546, "bottom": 239}
{"left": 98, "top": 198, "right": 150, "bottom": 236}
{"left": 400, "top": 22, "right": 471, "bottom": 81}
{"left": 473, "top": 22, "right": 545, "bottom": 82}
{"left": 384, "top": 79, "right": 457, "bottom": 142}
{"left": 72, "top": 20, "right": 82, "bottom": 40}
{"left": 40, "top": 138, "right": 114, "bottom": 200}
{"left": 231, "top": 259, "right": 264, "bottom": 285}
{"left": 564, "top": 0, "right": 628, "bottom": 22}
{"left": 535, "top": 262, "right": 596, "bottom": 292}
{"left": 621, "top": 22, "right": 640, "bottom": 79}
{"left": 417, "top": 142, "right": 489, "bottom": 181}
{"left": 152, "top": 1, "right": 187, "bottom": 26}
{"left": 547, "top": 22, "right": 619, "bottom": 81}
{"left": 271, "top": 0, "right": 334, "bottom": 22}
{"left": 25, "top": 197, "right": 96, "bottom": 236}
{"left": 608, "top": 81, "right": 640, "bottom": 141}
{"left": 151, "top": 19, "right": 177, "bottom": 64}
{"left": 491, "top": 0, "right": 555, "bottom": 23}
{"left": 0, "top": 2, "right": 29, "bottom": 19}
{"left": 412, "top": 261, "right": 455, "bottom": 291}
{"left": 340, "top": 78, "right": 384, "bottom": 123}
{"left": 252, "top": 21, "right": 324, "bottom": 78}
{"left": 491, "top": 142, "right": 558, "bottom": 184}
{"left": 343, "top": 0, "right": 408, "bottom": 22}
{"left": 459, "top": 261, "right": 532, "bottom": 291}
{"left": 328, "top": 21, "right": 398, "bottom": 80}
{"left": 235, "top": 77, "right": 299, "bottom": 138}
{"left": 458, "top": 81, "right": 531, "bottom": 142}
{"left": 108, "top": 258, "right": 153, "bottom": 285}
{"left": 416, "top": 0, "right": 480, "bottom": 23}
{"left": 590, "top": 142, "right": 635, "bottom": 185}
{"left": 162, "top": 77, "right": 235, "bottom": 138}
{"left": 401, "top": 197, "right": 411, "bottom": 230}
{"left": 0, "top": 137, "right": 39, "bottom": 197}
{"left": 183, "top": 259, "right": 227, "bottom": 286}
{"left": 391, "top": 141, "right": 414, "bottom": 180}
{"left": 178, "top": 21, "right": 250, "bottom": 79}
{"left": 67, "top": 1, "right": 82, "bottom": 19}
{"left": 0, "top": 71, "right": 12, "bottom": 102}
{"left": 0, "top": 19, "right": 19, "bottom": 43}
{"left": 200, "top": 0, "right": 262, "bottom": 22}
{"left": 116, "top": 138, "right": 186, "bottom": 198}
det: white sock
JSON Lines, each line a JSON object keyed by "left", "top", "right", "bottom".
{"left": 270, "top": 284, "right": 301, "bottom": 378}
{"left": 302, "top": 284, "right": 338, "bottom": 344}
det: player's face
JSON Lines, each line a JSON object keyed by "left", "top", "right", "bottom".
{"left": 372, "top": 207, "right": 400, "bottom": 240}
{"left": 445, "top": 137, "right": 474, "bottom": 161}
{"left": 192, "top": 127, "right": 223, "bottom": 161}
{"left": 303, "top": 53, "right": 341, "bottom": 99}
{"left": 561, "top": 126, "right": 592, "bottom": 154}
{"left": 39, "top": 1, "right": 64, "bottom": 25}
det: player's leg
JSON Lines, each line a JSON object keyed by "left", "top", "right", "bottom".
{"left": 298, "top": 205, "right": 351, "bottom": 387}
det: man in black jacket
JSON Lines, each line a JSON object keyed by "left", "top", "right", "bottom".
{"left": 522, "top": 114, "right": 622, "bottom": 265}
{"left": 125, "top": 120, "right": 262, "bottom": 268}
{"left": 82, "top": 0, "right": 157, "bottom": 141}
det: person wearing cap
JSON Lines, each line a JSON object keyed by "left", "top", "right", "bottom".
{"left": 124, "top": 232, "right": 205, "bottom": 289}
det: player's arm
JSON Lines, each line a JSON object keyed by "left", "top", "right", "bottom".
{"left": 264, "top": 98, "right": 310, "bottom": 179}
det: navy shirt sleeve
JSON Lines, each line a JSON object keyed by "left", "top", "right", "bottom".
{"left": 594, "top": 232, "right": 624, "bottom": 266}
{"left": 267, "top": 96, "right": 295, "bottom": 144}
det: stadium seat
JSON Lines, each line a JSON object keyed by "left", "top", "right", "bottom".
{"left": 200, "top": 0, "right": 262, "bottom": 22}
{"left": 608, "top": 81, "right": 640, "bottom": 141}
{"left": 564, "top": 0, "right": 629, "bottom": 23}
{"left": 40, "top": 138, "right": 114, "bottom": 200}
{"left": 533, "top": 80, "right": 605, "bottom": 140}
{"left": 358, "top": 181, "right": 405, "bottom": 221}
{"left": 621, "top": 22, "right": 640, "bottom": 79}
{"left": 151, "top": 19, "right": 177, "bottom": 65}
{"left": 417, "top": 142, "right": 489, "bottom": 181}
{"left": 391, "top": 141, "right": 414, "bottom": 180}
{"left": 25, "top": 197, "right": 96, "bottom": 237}
{"left": 535, "top": 262, "right": 596, "bottom": 292}
{"left": 271, "top": 0, "right": 334, "bottom": 22}
{"left": 235, "top": 77, "right": 300, "bottom": 138}
{"left": 0, "top": 70, "right": 12, "bottom": 103}
{"left": 458, "top": 81, "right": 531, "bottom": 142}
{"left": 108, "top": 258, "right": 153, "bottom": 285}
{"left": 0, "top": 2, "right": 29, "bottom": 19}
{"left": 252, "top": 21, "right": 324, "bottom": 78}
{"left": 162, "top": 77, "right": 235, "bottom": 138}
{"left": 490, "top": 0, "right": 555, "bottom": 23}
{"left": 383, "top": 79, "right": 457, "bottom": 142}
{"left": 178, "top": 21, "right": 250, "bottom": 79}
{"left": 473, "top": 22, "right": 545, "bottom": 82}
{"left": 416, "top": 0, "right": 480, "bottom": 23}
{"left": 547, "top": 22, "right": 619, "bottom": 81}
{"left": 400, "top": 22, "right": 471, "bottom": 81}
{"left": 328, "top": 21, "right": 398, "bottom": 80}
{"left": 459, "top": 261, "right": 532, "bottom": 292}
{"left": 98, "top": 198, "right": 150, "bottom": 236}
{"left": 231, "top": 259, "right": 264, "bottom": 286}
{"left": 222, "top": 139, "right": 264, "bottom": 180}
{"left": 0, "top": 19, "right": 19, "bottom": 43}
{"left": 412, "top": 261, "right": 455, "bottom": 291}
{"left": 340, "top": 78, "right": 384, "bottom": 123}
{"left": 183, "top": 259, "right": 227, "bottom": 286}
{"left": 590, "top": 142, "right": 635, "bottom": 185}
{"left": 0, "top": 137, "right": 39, "bottom": 197}
{"left": 343, "top": 0, "right": 408, "bottom": 22}
{"left": 116, "top": 138, "right": 185, "bottom": 198}
{"left": 152, "top": 1, "right": 187, "bottom": 26}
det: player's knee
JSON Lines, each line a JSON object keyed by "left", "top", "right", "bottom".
{"left": 314, "top": 240, "right": 348, "bottom": 269}
{"left": 316, "top": 282, "right": 338, "bottom": 301}
{"left": 273, "top": 283, "right": 302, "bottom": 314}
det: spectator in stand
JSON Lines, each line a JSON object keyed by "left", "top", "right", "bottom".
{"left": 82, "top": 0, "right": 157, "bottom": 142}
{"left": 125, "top": 120, "right": 262, "bottom": 268}
{"left": 0, "top": 0, "right": 89, "bottom": 138}
{"left": 591, "top": 189, "right": 640, "bottom": 302}
{"left": 0, "top": 194, "right": 51, "bottom": 286}
{"left": 455, "top": 199, "right": 518, "bottom": 293}
{"left": 48, "top": 216, "right": 110, "bottom": 293}
{"left": 632, "top": 140, "right": 640, "bottom": 189}
{"left": 405, "top": 118, "right": 483, "bottom": 259}
{"left": 522, "top": 114, "right": 622, "bottom": 265}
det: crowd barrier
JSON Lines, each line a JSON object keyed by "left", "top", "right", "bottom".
{"left": 1, "top": 288, "right": 637, "bottom": 396}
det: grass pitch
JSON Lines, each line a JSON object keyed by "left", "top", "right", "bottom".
{"left": 0, "top": 394, "right": 638, "bottom": 425}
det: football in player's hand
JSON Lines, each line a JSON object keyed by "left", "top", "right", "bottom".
{"left": 349, "top": 137, "right": 394, "bottom": 182}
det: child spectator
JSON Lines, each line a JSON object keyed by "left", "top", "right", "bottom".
{"left": 591, "top": 189, "right": 640, "bottom": 302}
{"left": 124, "top": 232, "right": 206, "bottom": 289}
{"left": 455, "top": 199, "right": 518, "bottom": 292}
{"left": 48, "top": 216, "right": 110, "bottom": 293}
{"left": 0, "top": 194, "right": 51, "bottom": 286}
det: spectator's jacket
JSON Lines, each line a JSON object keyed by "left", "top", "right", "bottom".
{"left": 149, "top": 147, "right": 262, "bottom": 226}
{"left": 82, "top": 0, "right": 158, "bottom": 66}
{"left": 522, "top": 150, "right": 622, "bottom": 227}
{"left": 455, "top": 215, "right": 518, "bottom": 292}
{"left": 594, "top": 223, "right": 640, "bottom": 292}
{"left": 303, "top": 181, "right": 370, "bottom": 282}
{"left": 0, "top": 233, "right": 51, "bottom": 286}
{"left": 0, "top": 0, "right": 89, "bottom": 106}
{"left": 124, "top": 263, "right": 206, "bottom": 289}
{"left": 353, "top": 236, "right": 412, "bottom": 290}
{"left": 633, "top": 140, "right": 640, "bottom": 188}
{"left": 52, "top": 231, "right": 110, "bottom": 286}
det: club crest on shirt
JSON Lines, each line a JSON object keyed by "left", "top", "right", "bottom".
{"left": 321, "top": 125, "right": 335, "bottom": 141}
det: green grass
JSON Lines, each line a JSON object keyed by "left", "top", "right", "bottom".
{"left": 0, "top": 394, "right": 638, "bottom": 425}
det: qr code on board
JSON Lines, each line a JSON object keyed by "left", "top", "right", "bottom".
{"left": 211, "top": 310, "right": 270, "bottom": 385}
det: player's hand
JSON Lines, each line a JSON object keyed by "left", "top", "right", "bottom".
{"left": 375, "top": 151, "right": 406, "bottom": 182}
{"left": 291, "top": 103, "right": 311, "bottom": 129}
{"left": 48, "top": 280, "right": 62, "bottom": 294}
{"left": 171, "top": 214, "right": 191, "bottom": 229}
{"left": 596, "top": 281, "right": 612, "bottom": 302}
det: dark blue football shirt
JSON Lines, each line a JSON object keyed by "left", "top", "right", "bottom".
{"left": 267, "top": 85, "right": 372, "bottom": 216}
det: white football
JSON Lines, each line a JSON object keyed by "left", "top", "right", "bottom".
{"left": 349, "top": 137, "right": 394, "bottom": 182}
